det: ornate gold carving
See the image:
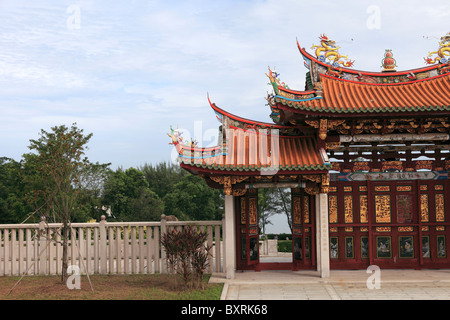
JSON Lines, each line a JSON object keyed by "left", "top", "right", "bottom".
{"left": 360, "top": 195, "right": 368, "bottom": 223}
{"left": 375, "top": 195, "right": 391, "bottom": 223}
{"left": 303, "top": 195, "right": 310, "bottom": 224}
{"left": 325, "top": 142, "right": 341, "bottom": 150}
{"left": 209, "top": 176, "right": 223, "bottom": 184}
{"left": 353, "top": 161, "right": 370, "bottom": 172}
{"left": 248, "top": 197, "right": 257, "bottom": 225}
{"left": 396, "top": 186, "right": 412, "bottom": 192}
{"left": 233, "top": 188, "right": 247, "bottom": 196}
{"left": 231, "top": 176, "right": 249, "bottom": 184}
{"left": 293, "top": 196, "right": 301, "bottom": 225}
{"left": 240, "top": 197, "right": 246, "bottom": 225}
{"left": 415, "top": 160, "right": 432, "bottom": 171}
{"left": 436, "top": 194, "right": 445, "bottom": 222}
{"left": 375, "top": 185, "right": 390, "bottom": 192}
{"left": 331, "top": 162, "right": 341, "bottom": 171}
{"left": 344, "top": 195, "right": 353, "bottom": 223}
{"left": 320, "top": 174, "right": 330, "bottom": 193}
{"left": 304, "top": 186, "right": 319, "bottom": 195}
{"left": 305, "top": 120, "right": 319, "bottom": 128}
{"left": 303, "top": 175, "right": 321, "bottom": 183}
{"left": 328, "top": 120, "right": 346, "bottom": 129}
{"left": 382, "top": 161, "right": 403, "bottom": 172}
{"left": 319, "top": 119, "right": 328, "bottom": 140}
{"left": 223, "top": 176, "right": 232, "bottom": 195}
{"left": 210, "top": 175, "right": 249, "bottom": 195}
{"left": 329, "top": 195, "right": 338, "bottom": 223}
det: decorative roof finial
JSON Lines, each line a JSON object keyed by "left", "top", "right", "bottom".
{"left": 424, "top": 32, "right": 450, "bottom": 65}
{"left": 311, "top": 34, "right": 355, "bottom": 68}
{"left": 381, "top": 49, "right": 397, "bottom": 72}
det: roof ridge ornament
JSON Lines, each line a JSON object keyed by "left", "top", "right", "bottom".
{"left": 424, "top": 32, "right": 450, "bottom": 65}
{"left": 266, "top": 66, "right": 290, "bottom": 95}
{"left": 381, "top": 49, "right": 397, "bottom": 72}
{"left": 310, "top": 34, "right": 355, "bottom": 68}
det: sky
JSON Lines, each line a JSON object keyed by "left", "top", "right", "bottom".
{"left": 0, "top": 0, "right": 449, "bottom": 231}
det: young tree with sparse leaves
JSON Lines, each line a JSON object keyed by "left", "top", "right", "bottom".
{"left": 28, "top": 123, "right": 93, "bottom": 282}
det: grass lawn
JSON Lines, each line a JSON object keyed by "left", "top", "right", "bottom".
{"left": 0, "top": 274, "right": 223, "bottom": 300}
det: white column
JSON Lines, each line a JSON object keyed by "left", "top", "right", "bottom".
{"left": 316, "top": 193, "right": 330, "bottom": 278}
{"left": 224, "top": 194, "right": 236, "bottom": 279}
{"left": 315, "top": 195, "right": 321, "bottom": 274}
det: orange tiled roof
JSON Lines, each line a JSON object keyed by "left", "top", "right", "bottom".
{"left": 176, "top": 128, "right": 330, "bottom": 173}
{"left": 274, "top": 73, "right": 450, "bottom": 114}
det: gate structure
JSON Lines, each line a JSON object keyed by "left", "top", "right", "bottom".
{"left": 169, "top": 33, "right": 450, "bottom": 278}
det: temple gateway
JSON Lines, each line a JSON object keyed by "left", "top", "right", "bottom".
{"left": 168, "top": 33, "right": 450, "bottom": 278}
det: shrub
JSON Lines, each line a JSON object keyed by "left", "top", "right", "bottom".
{"left": 277, "top": 240, "right": 292, "bottom": 253}
{"left": 160, "top": 226, "right": 212, "bottom": 289}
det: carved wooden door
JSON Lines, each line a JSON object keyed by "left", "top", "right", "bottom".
{"left": 236, "top": 190, "right": 259, "bottom": 269}
{"left": 291, "top": 188, "right": 314, "bottom": 270}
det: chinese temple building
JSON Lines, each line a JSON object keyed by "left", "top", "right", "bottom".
{"left": 168, "top": 33, "right": 450, "bottom": 278}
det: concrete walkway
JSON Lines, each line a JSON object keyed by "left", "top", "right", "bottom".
{"left": 209, "top": 269, "right": 450, "bottom": 300}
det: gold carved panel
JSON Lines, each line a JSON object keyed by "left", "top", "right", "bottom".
{"left": 344, "top": 195, "right": 353, "bottom": 223}
{"left": 303, "top": 195, "right": 310, "bottom": 224}
{"left": 360, "top": 195, "right": 368, "bottom": 223}
{"left": 420, "top": 194, "right": 429, "bottom": 222}
{"left": 329, "top": 195, "right": 338, "bottom": 224}
{"left": 240, "top": 197, "right": 246, "bottom": 225}
{"left": 293, "top": 196, "right": 301, "bottom": 225}
{"left": 375, "top": 195, "right": 391, "bottom": 223}
{"left": 435, "top": 194, "right": 445, "bottom": 222}
{"left": 249, "top": 197, "right": 257, "bottom": 226}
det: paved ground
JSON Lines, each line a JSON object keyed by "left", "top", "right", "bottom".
{"left": 209, "top": 269, "right": 450, "bottom": 300}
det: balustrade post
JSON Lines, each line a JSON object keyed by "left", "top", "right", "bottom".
{"left": 160, "top": 214, "right": 167, "bottom": 273}
{"left": 38, "top": 216, "right": 48, "bottom": 275}
{"left": 99, "top": 215, "right": 107, "bottom": 274}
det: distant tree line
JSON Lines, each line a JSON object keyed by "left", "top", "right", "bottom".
{"left": 0, "top": 156, "right": 224, "bottom": 224}
{"left": 0, "top": 124, "right": 224, "bottom": 224}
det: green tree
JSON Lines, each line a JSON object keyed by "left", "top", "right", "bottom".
{"left": 102, "top": 167, "right": 164, "bottom": 221}
{"left": 0, "top": 157, "right": 39, "bottom": 224}
{"left": 163, "top": 174, "right": 223, "bottom": 221}
{"left": 28, "top": 123, "right": 94, "bottom": 282}
{"left": 77, "top": 162, "right": 112, "bottom": 222}
{"left": 140, "top": 161, "right": 188, "bottom": 199}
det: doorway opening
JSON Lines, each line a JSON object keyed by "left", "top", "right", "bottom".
{"left": 236, "top": 187, "right": 315, "bottom": 271}
{"left": 259, "top": 187, "right": 293, "bottom": 269}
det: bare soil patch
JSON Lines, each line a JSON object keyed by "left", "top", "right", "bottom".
{"left": 0, "top": 274, "right": 223, "bottom": 300}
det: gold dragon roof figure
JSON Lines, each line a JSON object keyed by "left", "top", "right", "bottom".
{"left": 424, "top": 32, "right": 450, "bottom": 65}
{"left": 311, "top": 34, "right": 355, "bottom": 68}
